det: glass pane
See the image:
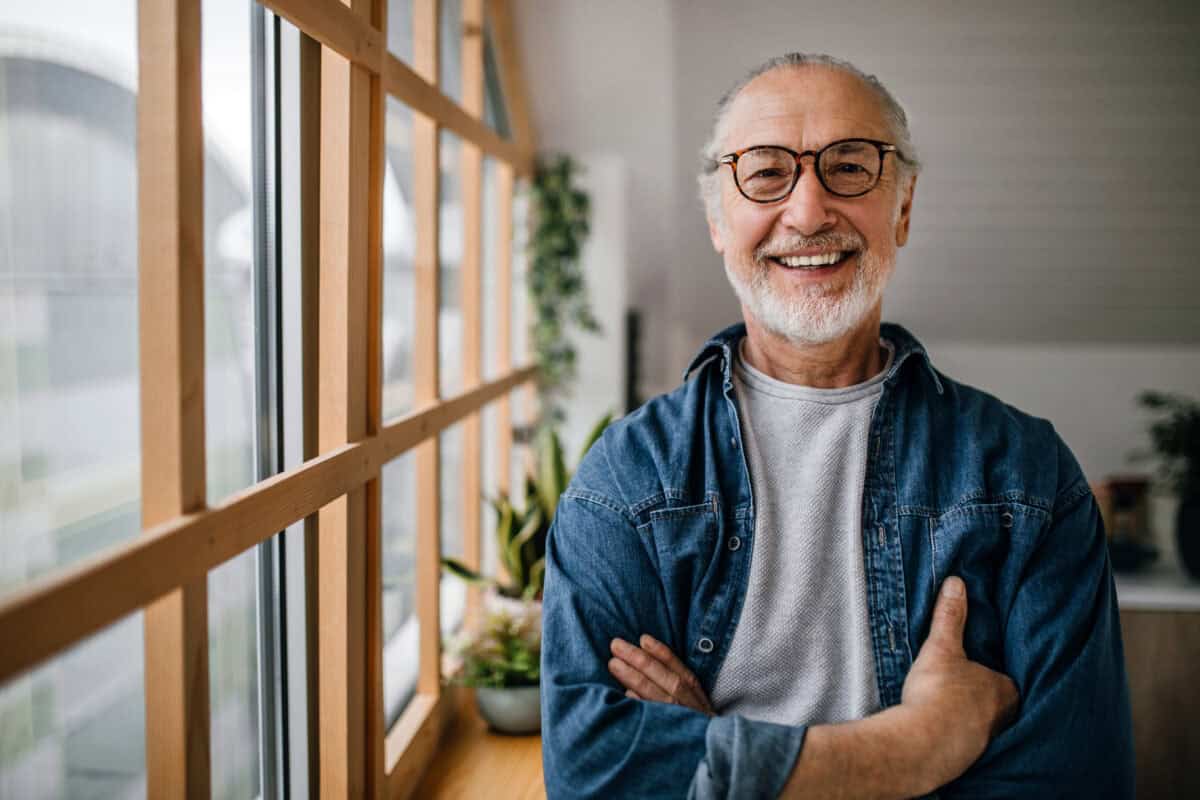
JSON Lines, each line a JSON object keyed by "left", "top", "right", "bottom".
{"left": 482, "top": 23, "right": 511, "bottom": 139}
{"left": 511, "top": 177, "right": 530, "bottom": 371}
{"left": 382, "top": 453, "right": 418, "bottom": 726}
{"left": 204, "top": 0, "right": 256, "bottom": 505}
{"left": 201, "top": 0, "right": 260, "bottom": 795}
{"left": 481, "top": 157, "right": 500, "bottom": 382}
{"left": 438, "top": 0, "right": 462, "bottom": 104}
{"left": 510, "top": 178, "right": 531, "bottom": 498}
{"left": 0, "top": 2, "right": 140, "bottom": 598}
{"left": 440, "top": 424, "right": 466, "bottom": 636}
{"left": 0, "top": 616, "right": 146, "bottom": 797}
{"left": 208, "top": 551, "right": 261, "bottom": 798}
{"left": 480, "top": 402, "right": 499, "bottom": 575}
{"left": 0, "top": 4, "right": 147, "bottom": 795}
{"left": 439, "top": 129, "right": 463, "bottom": 398}
{"left": 387, "top": 0, "right": 414, "bottom": 63}
{"left": 384, "top": 98, "right": 416, "bottom": 420}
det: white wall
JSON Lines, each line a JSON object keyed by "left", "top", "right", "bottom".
{"left": 514, "top": 0, "right": 676, "bottom": 398}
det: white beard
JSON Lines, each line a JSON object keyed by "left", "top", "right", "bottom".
{"left": 724, "top": 241, "right": 893, "bottom": 346}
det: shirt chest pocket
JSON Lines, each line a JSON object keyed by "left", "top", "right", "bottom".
{"left": 928, "top": 503, "right": 1048, "bottom": 671}
{"left": 643, "top": 501, "right": 724, "bottom": 647}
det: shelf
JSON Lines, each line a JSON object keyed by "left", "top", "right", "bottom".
{"left": 1114, "top": 565, "right": 1200, "bottom": 612}
{"left": 415, "top": 688, "right": 545, "bottom": 799}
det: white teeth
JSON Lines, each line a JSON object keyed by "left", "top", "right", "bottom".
{"left": 776, "top": 251, "right": 845, "bottom": 267}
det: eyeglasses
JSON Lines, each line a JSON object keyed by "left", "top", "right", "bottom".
{"left": 717, "top": 138, "right": 901, "bottom": 202}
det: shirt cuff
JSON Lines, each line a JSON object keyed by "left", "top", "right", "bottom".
{"left": 688, "top": 715, "right": 808, "bottom": 800}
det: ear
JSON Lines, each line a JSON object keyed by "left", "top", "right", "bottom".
{"left": 707, "top": 210, "right": 725, "bottom": 255}
{"left": 894, "top": 174, "right": 916, "bottom": 247}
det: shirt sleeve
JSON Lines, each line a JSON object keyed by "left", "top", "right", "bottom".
{"left": 541, "top": 488, "right": 806, "bottom": 799}
{"left": 941, "top": 436, "right": 1136, "bottom": 797}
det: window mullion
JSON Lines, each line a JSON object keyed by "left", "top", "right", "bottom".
{"left": 137, "top": 0, "right": 211, "bottom": 795}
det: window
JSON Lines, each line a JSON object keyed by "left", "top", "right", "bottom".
{"left": 0, "top": 4, "right": 145, "bottom": 795}
{"left": 0, "top": 0, "right": 536, "bottom": 796}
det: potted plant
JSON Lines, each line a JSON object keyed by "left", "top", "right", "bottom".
{"left": 1135, "top": 390, "right": 1200, "bottom": 579}
{"left": 439, "top": 392, "right": 611, "bottom": 737}
{"left": 448, "top": 608, "right": 543, "bottom": 734}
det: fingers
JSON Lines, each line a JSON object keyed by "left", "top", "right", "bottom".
{"left": 639, "top": 635, "right": 714, "bottom": 714}
{"left": 609, "top": 651, "right": 673, "bottom": 704}
{"left": 640, "top": 636, "right": 701, "bottom": 691}
{"left": 610, "top": 637, "right": 686, "bottom": 701}
{"left": 925, "top": 576, "right": 968, "bottom": 655}
{"left": 608, "top": 637, "right": 713, "bottom": 714}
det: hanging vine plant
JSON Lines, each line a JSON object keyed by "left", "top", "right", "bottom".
{"left": 525, "top": 154, "right": 599, "bottom": 430}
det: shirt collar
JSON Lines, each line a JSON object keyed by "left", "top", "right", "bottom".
{"left": 682, "top": 321, "right": 945, "bottom": 395}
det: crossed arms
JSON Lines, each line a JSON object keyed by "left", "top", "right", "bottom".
{"left": 540, "top": 480, "right": 1135, "bottom": 798}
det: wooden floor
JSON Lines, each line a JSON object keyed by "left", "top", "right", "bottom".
{"left": 415, "top": 689, "right": 546, "bottom": 799}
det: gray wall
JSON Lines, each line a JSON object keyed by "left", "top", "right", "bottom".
{"left": 514, "top": 0, "right": 1200, "bottom": 486}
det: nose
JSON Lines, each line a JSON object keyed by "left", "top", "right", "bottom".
{"left": 779, "top": 157, "right": 836, "bottom": 236}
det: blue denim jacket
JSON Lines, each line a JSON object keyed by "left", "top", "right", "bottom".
{"left": 540, "top": 322, "right": 1134, "bottom": 799}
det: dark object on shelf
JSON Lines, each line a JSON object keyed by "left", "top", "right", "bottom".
{"left": 1108, "top": 537, "right": 1158, "bottom": 573}
{"left": 624, "top": 308, "right": 642, "bottom": 414}
{"left": 1099, "top": 476, "right": 1158, "bottom": 573}
{"left": 1178, "top": 496, "right": 1200, "bottom": 580}
{"left": 1133, "top": 390, "right": 1200, "bottom": 579}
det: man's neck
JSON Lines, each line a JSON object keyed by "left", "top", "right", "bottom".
{"left": 740, "top": 309, "right": 886, "bottom": 389}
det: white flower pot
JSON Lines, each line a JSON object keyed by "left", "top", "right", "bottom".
{"left": 475, "top": 685, "right": 542, "bottom": 734}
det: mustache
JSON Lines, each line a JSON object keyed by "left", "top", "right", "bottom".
{"left": 755, "top": 232, "right": 865, "bottom": 261}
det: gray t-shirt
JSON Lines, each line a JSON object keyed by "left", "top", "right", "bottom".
{"left": 709, "top": 336, "right": 894, "bottom": 726}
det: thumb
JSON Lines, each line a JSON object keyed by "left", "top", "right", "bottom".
{"left": 926, "top": 576, "right": 968, "bottom": 654}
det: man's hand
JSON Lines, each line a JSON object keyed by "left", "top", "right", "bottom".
{"left": 608, "top": 634, "right": 715, "bottom": 716}
{"left": 898, "top": 575, "right": 1019, "bottom": 787}
{"left": 781, "top": 576, "right": 1020, "bottom": 799}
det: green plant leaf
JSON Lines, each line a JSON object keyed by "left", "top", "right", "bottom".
{"left": 441, "top": 557, "right": 497, "bottom": 588}
{"left": 536, "top": 428, "right": 567, "bottom": 519}
{"left": 577, "top": 412, "right": 613, "bottom": 466}
{"left": 524, "top": 557, "right": 546, "bottom": 601}
{"left": 507, "top": 507, "right": 544, "bottom": 591}
{"left": 494, "top": 495, "right": 516, "bottom": 559}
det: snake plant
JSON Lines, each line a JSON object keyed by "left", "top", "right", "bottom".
{"left": 442, "top": 412, "right": 613, "bottom": 601}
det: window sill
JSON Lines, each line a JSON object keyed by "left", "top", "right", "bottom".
{"left": 414, "top": 687, "right": 546, "bottom": 798}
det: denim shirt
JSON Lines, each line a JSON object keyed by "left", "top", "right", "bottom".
{"left": 540, "top": 321, "right": 1134, "bottom": 799}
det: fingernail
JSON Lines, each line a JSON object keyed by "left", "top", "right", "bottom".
{"left": 942, "top": 576, "right": 964, "bottom": 598}
{"left": 640, "top": 634, "right": 655, "bottom": 648}
{"left": 610, "top": 638, "right": 625, "bottom": 653}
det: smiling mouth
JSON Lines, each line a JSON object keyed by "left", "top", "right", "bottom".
{"left": 768, "top": 251, "right": 855, "bottom": 270}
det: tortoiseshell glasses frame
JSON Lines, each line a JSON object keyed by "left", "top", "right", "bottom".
{"left": 716, "top": 138, "right": 902, "bottom": 202}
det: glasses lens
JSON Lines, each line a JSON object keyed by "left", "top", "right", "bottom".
{"left": 735, "top": 147, "right": 796, "bottom": 201}
{"left": 820, "top": 141, "right": 881, "bottom": 196}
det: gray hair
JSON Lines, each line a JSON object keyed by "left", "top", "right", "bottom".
{"left": 698, "top": 53, "right": 921, "bottom": 224}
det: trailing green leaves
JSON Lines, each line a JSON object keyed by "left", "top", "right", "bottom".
{"left": 528, "top": 154, "right": 599, "bottom": 428}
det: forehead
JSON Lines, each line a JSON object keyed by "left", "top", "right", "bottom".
{"left": 721, "top": 66, "right": 890, "bottom": 151}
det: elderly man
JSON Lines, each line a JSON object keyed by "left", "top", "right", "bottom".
{"left": 540, "top": 53, "right": 1134, "bottom": 798}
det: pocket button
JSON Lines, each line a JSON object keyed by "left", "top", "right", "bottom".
{"left": 697, "top": 637, "right": 715, "bottom": 653}
{"left": 728, "top": 536, "right": 742, "bottom": 551}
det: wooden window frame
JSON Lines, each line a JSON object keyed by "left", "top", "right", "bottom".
{"left": 0, "top": 0, "right": 536, "bottom": 796}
